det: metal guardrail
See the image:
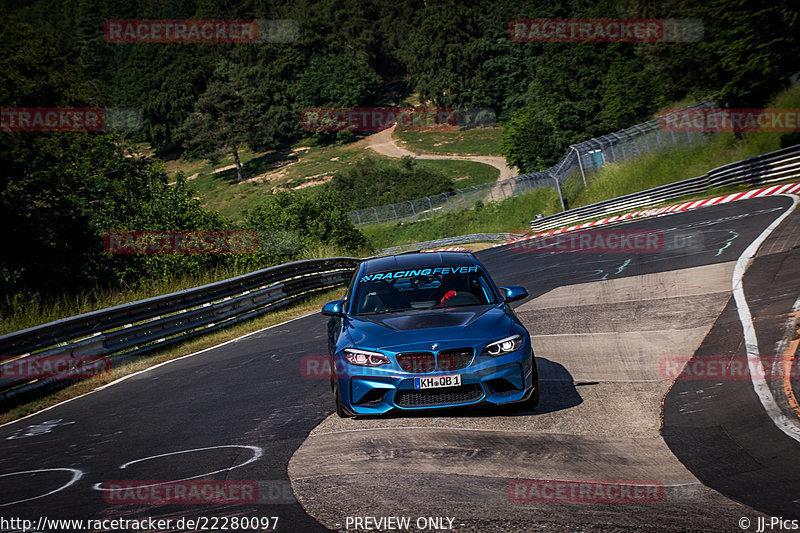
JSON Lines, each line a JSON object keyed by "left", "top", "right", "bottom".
{"left": 529, "top": 144, "right": 800, "bottom": 233}
{"left": 349, "top": 101, "right": 715, "bottom": 226}
{"left": 0, "top": 257, "right": 360, "bottom": 399}
{"left": 378, "top": 233, "right": 522, "bottom": 256}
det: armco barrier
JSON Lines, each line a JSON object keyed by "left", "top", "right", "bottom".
{"left": 378, "top": 233, "right": 521, "bottom": 256}
{"left": 529, "top": 144, "right": 800, "bottom": 233}
{"left": 0, "top": 257, "right": 360, "bottom": 399}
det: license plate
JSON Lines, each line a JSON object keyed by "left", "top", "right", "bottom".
{"left": 414, "top": 374, "right": 461, "bottom": 389}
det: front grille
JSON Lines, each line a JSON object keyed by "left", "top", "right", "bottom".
{"left": 394, "top": 384, "right": 484, "bottom": 407}
{"left": 437, "top": 348, "right": 474, "bottom": 371}
{"left": 396, "top": 352, "right": 436, "bottom": 373}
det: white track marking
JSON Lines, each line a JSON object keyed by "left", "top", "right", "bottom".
{"left": 92, "top": 444, "right": 263, "bottom": 491}
{"left": 0, "top": 468, "right": 83, "bottom": 507}
{"left": 732, "top": 193, "right": 800, "bottom": 443}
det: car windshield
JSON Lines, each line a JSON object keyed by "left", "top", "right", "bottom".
{"left": 352, "top": 265, "right": 497, "bottom": 315}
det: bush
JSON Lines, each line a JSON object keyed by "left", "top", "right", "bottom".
{"left": 327, "top": 156, "right": 454, "bottom": 210}
{"left": 244, "top": 190, "right": 369, "bottom": 257}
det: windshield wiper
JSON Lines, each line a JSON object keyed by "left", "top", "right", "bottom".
{"left": 358, "top": 307, "right": 418, "bottom": 315}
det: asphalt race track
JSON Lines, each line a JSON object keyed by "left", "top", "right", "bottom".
{"left": 1, "top": 195, "right": 799, "bottom": 533}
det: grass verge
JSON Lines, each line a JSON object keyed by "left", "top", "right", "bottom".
{"left": 414, "top": 159, "right": 499, "bottom": 187}
{"left": 393, "top": 127, "right": 503, "bottom": 156}
{"left": 362, "top": 187, "right": 560, "bottom": 250}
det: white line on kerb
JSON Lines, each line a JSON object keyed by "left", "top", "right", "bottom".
{"left": 732, "top": 193, "right": 800, "bottom": 443}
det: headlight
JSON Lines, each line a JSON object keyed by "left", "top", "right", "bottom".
{"left": 343, "top": 348, "right": 390, "bottom": 367}
{"left": 481, "top": 334, "right": 523, "bottom": 356}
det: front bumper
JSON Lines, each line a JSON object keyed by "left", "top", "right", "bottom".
{"left": 334, "top": 341, "right": 535, "bottom": 416}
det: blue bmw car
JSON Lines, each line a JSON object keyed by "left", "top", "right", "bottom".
{"left": 321, "top": 251, "right": 538, "bottom": 417}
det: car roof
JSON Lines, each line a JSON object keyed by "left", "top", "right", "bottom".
{"left": 361, "top": 252, "right": 480, "bottom": 275}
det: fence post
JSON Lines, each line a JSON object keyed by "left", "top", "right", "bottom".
{"left": 372, "top": 206, "right": 379, "bottom": 224}
{"left": 572, "top": 145, "right": 587, "bottom": 186}
{"left": 355, "top": 210, "right": 362, "bottom": 226}
{"left": 635, "top": 125, "right": 649, "bottom": 153}
{"left": 391, "top": 203, "right": 398, "bottom": 221}
{"left": 627, "top": 129, "right": 638, "bottom": 157}
{"left": 408, "top": 200, "right": 417, "bottom": 222}
{"left": 552, "top": 174, "right": 565, "bottom": 211}
{"left": 612, "top": 133, "right": 625, "bottom": 159}
{"left": 445, "top": 194, "right": 451, "bottom": 212}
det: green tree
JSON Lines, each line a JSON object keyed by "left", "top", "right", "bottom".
{"left": 501, "top": 105, "right": 561, "bottom": 172}
{"left": 180, "top": 63, "right": 255, "bottom": 183}
{"left": 244, "top": 190, "right": 368, "bottom": 256}
{"left": 398, "top": 0, "right": 484, "bottom": 107}
{"left": 299, "top": 54, "right": 380, "bottom": 144}
{"left": 300, "top": 54, "right": 379, "bottom": 108}
{"left": 596, "top": 54, "right": 665, "bottom": 133}
{"left": 698, "top": 0, "right": 800, "bottom": 107}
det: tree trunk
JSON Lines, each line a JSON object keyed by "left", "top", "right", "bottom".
{"left": 232, "top": 143, "right": 243, "bottom": 183}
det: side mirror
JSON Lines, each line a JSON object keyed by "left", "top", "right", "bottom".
{"left": 321, "top": 299, "right": 346, "bottom": 316}
{"left": 499, "top": 286, "right": 528, "bottom": 303}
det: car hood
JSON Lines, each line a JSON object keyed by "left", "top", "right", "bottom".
{"left": 345, "top": 305, "right": 512, "bottom": 350}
